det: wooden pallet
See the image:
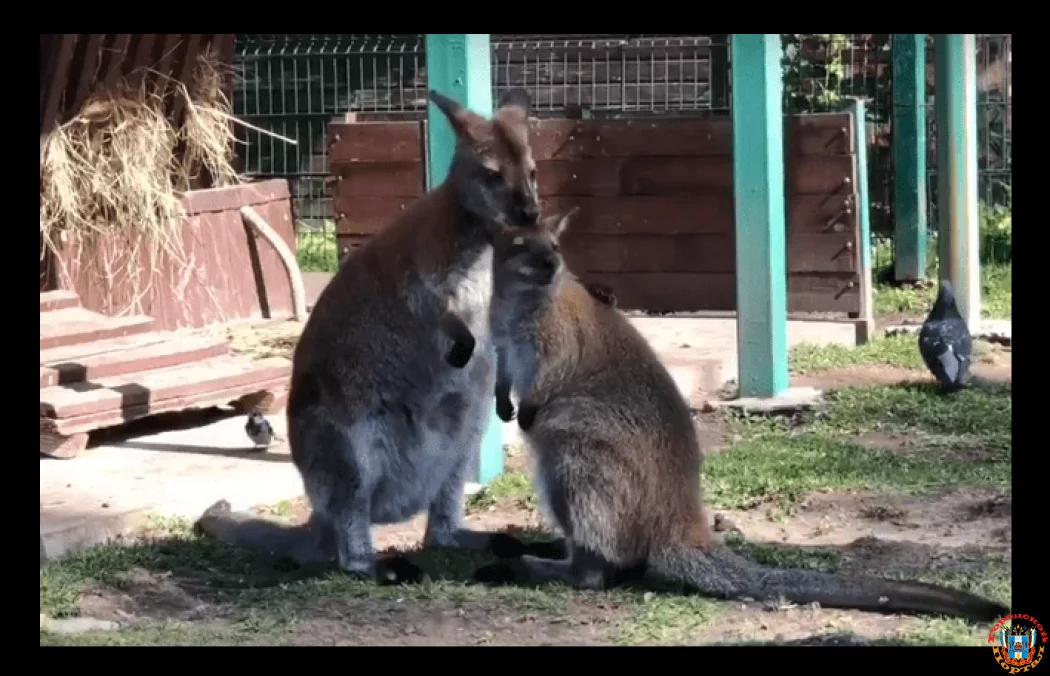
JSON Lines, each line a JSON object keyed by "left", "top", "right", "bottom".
{"left": 39, "top": 291, "right": 291, "bottom": 458}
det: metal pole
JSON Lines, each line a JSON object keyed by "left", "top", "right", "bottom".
{"left": 934, "top": 34, "right": 982, "bottom": 332}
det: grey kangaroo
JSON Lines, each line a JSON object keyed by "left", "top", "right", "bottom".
{"left": 462, "top": 212, "right": 1008, "bottom": 622}
{"left": 195, "top": 87, "right": 544, "bottom": 583}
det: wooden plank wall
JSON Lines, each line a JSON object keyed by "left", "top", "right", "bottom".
{"left": 329, "top": 112, "right": 861, "bottom": 315}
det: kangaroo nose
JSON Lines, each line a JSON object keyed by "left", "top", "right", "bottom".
{"left": 520, "top": 203, "right": 539, "bottom": 224}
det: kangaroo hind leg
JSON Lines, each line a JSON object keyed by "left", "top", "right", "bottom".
{"left": 297, "top": 413, "right": 424, "bottom": 585}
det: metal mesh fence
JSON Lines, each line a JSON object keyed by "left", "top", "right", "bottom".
{"left": 490, "top": 34, "right": 731, "bottom": 116}
{"left": 781, "top": 34, "right": 1012, "bottom": 271}
{"left": 233, "top": 34, "right": 1011, "bottom": 275}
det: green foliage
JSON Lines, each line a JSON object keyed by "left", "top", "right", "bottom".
{"left": 979, "top": 185, "right": 1012, "bottom": 265}
{"left": 781, "top": 34, "right": 850, "bottom": 114}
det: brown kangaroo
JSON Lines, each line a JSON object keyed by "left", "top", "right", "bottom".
{"left": 462, "top": 212, "right": 1008, "bottom": 622}
{"left": 195, "top": 87, "right": 545, "bottom": 584}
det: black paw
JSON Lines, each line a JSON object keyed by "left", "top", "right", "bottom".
{"left": 517, "top": 402, "right": 539, "bottom": 431}
{"left": 489, "top": 533, "right": 530, "bottom": 559}
{"left": 473, "top": 562, "right": 518, "bottom": 586}
{"left": 496, "top": 396, "right": 516, "bottom": 423}
{"left": 375, "top": 556, "right": 426, "bottom": 585}
{"left": 445, "top": 336, "right": 476, "bottom": 369}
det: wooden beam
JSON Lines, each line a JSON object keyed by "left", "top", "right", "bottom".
{"left": 934, "top": 34, "right": 982, "bottom": 332}
{"left": 892, "top": 34, "right": 929, "bottom": 282}
{"left": 730, "top": 34, "right": 789, "bottom": 398}
{"left": 424, "top": 34, "right": 503, "bottom": 486}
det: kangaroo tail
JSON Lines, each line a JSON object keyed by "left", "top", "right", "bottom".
{"left": 649, "top": 542, "right": 1008, "bottom": 623}
{"left": 193, "top": 499, "right": 334, "bottom": 568}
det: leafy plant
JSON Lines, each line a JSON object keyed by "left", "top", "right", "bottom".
{"left": 781, "top": 34, "right": 849, "bottom": 114}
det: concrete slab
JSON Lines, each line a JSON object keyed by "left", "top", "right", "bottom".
{"left": 715, "top": 386, "right": 825, "bottom": 414}
{"left": 40, "top": 412, "right": 303, "bottom": 563}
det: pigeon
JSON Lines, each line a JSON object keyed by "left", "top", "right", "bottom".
{"left": 918, "top": 279, "right": 973, "bottom": 392}
{"left": 244, "top": 410, "right": 274, "bottom": 450}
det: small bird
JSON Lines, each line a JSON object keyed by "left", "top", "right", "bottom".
{"left": 244, "top": 410, "right": 274, "bottom": 450}
{"left": 918, "top": 279, "right": 973, "bottom": 393}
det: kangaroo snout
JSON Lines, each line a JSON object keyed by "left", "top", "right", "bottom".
{"left": 519, "top": 202, "right": 540, "bottom": 225}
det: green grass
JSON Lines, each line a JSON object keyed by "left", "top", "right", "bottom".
{"left": 707, "top": 381, "right": 1010, "bottom": 514}
{"left": 40, "top": 336, "right": 1010, "bottom": 646}
{"left": 296, "top": 225, "right": 339, "bottom": 273}
{"left": 790, "top": 333, "right": 925, "bottom": 374}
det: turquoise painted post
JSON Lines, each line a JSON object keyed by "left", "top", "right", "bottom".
{"left": 892, "top": 34, "right": 928, "bottom": 282}
{"left": 730, "top": 34, "right": 789, "bottom": 398}
{"left": 933, "top": 34, "right": 982, "bottom": 333}
{"left": 424, "top": 34, "right": 504, "bottom": 486}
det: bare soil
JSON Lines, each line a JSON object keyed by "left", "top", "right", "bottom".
{"left": 61, "top": 326, "right": 1010, "bottom": 646}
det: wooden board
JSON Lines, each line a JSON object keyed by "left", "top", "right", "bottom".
{"left": 333, "top": 163, "right": 424, "bottom": 198}
{"left": 40, "top": 308, "right": 155, "bottom": 351}
{"left": 40, "top": 356, "right": 291, "bottom": 420}
{"left": 526, "top": 114, "right": 852, "bottom": 160}
{"left": 536, "top": 156, "right": 855, "bottom": 197}
{"left": 40, "top": 290, "right": 80, "bottom": 312}
{"left": 42, "top": 376, "right": 291, "bottom": 437}
{"left": 325, "top": 113, "right": 853, "bottom": 165}
{"left": 326, "top": 121, "right": 424, "bottom": 165}
{"left": 40, "top": 333, "right": 229, "bottom": 388}
{"left": 558, "top": 232, "right": 857, "bottom": 275}
{"left": 577, "top": 271, "right": 860, "bottom": 314}
{"left": 336, "top": 193, "right": 859, "bottom": 240}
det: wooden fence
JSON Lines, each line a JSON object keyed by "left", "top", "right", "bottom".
{"left": 328, "top": 112, "right": 862, "bottom": 314}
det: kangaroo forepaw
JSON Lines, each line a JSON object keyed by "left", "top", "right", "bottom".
{"left": 473, "top": 561, "right": 518, "bottom": 586}
{"left": 517, "top": 402, "right": 539, "bottom": 431}
{"left": 496, "top": 396, "right": 516, "bottom": 423}
{"left": 445, "top": 336, "right": 476, "bottom": 369}
{"left": 375, "top": 555, "right": 426, "bottom": 586}
{"left": 489, "top": 533, "right": 530, "bottom": 559}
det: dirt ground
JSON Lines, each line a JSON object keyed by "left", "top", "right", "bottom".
{"left": 46, "top": 327, "right": 1011, "bottom": 646}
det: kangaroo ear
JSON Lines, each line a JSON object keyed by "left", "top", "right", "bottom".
{"left": 428, "top": 89, "right": 486, "bottom": 142}
{"left": 497, "top": 88, "right": 531, "bottom": 116}
{"left": 550, "top": 206, "right": 579, "bottom": 240}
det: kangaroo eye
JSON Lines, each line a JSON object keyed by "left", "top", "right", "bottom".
{"left": 529, "top": 168, "right": 537, "bottom": 181}
{"left": 551, "top": 243, "right": 560, "bottom": 253}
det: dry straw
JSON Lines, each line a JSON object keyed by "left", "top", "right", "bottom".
{"left": 39, "top": 44, "right": 241, "bottom": 318}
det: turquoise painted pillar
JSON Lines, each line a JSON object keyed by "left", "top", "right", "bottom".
{"left": 424, "top": 34, "right": 503, "bottom": 485}
{"left": 933, "top": 34, "right": 981, "bottom": 333}
{"left": 892, "top": 34, "right": 929, "bottom": 282}
{"left": 730, "top": 34, "right": 789, "bottom": 398}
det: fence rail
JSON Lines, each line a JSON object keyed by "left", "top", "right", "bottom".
{"left": 231, "top": 33, "right": 1011, "bottom": 274}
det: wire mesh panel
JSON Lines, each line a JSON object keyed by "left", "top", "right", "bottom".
{"left": 233, "top": 34, "right": 426, "bottom": 271}
{"left": 490, "top": 34, "right": 731, "bottom": 117}
{"left": 781, "top": 34, "right": 1012, "bottom": 271}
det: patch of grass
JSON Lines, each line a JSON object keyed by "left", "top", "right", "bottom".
{"left": 613, "top": 595, "right": 721, "bottom": 645}
{"left": 723, "top": 534, "right": 844, "bottom": 573}
{"left": 295, "top": 226, "right": 339, "bottom": 273}
{"left": 790, "top": 334, "right": 924, "bottom": 374}
{"left": 873, "top": 262, "right": 1011, "bottom": 319}
{"left": 40, "top": 621, "right": 283, "bottom": 647}
{"left": 708, "top": 381, "right": 1011, "bottom": 513}
{"left": 466, "top": 470, "right": 537, "bottom": 512}
{"left": 873, "top": 618, "right": 988, "bottom": 646}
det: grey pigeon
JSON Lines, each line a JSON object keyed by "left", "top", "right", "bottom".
{"left": 244, "top": 410, "right": 274, "bottom": 450}
{"left": 918, "top": 280, "right": 973, "bottom": 392}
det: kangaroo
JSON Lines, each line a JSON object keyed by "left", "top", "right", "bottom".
{"left": 195, "top": 87, "right": 544, "bottom": 583}
{"left": 471, "top": 213, "right": 1008, "bottom": 623}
